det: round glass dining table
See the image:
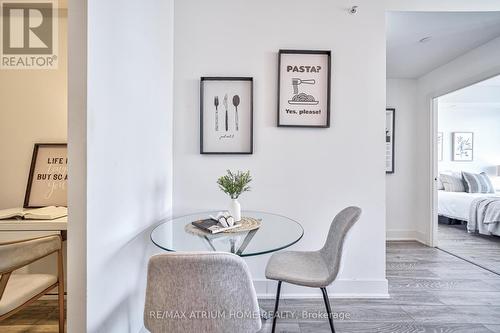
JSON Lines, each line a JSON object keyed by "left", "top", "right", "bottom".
{"left": 151, "top": 211, "right": 304, "bottom": 257}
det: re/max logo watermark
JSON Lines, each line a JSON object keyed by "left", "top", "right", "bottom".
{"left": 1, "top": 0, "right": 58, "bottom": 69}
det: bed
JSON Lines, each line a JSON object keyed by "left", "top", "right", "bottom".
{"left": 438, "top": 190, "right": 500, "bottom": 236}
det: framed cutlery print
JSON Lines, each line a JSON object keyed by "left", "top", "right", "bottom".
{"left": 200, "top": 77, "right": 253, "bottom": 154}
{"left": 278, "top": 50, "right": 331, "bottom": 127}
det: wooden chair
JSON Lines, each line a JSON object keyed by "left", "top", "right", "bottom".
{"left": 0, "top": 235, "right": 64, "bottom": 333}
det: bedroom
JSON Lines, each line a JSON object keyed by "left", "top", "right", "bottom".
{"left": 436, "top": 75, "right": 500, "bottom": 273}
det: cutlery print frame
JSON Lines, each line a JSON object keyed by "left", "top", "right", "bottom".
{"left": 200, "top": 77, "right": 253, "bottom": 154}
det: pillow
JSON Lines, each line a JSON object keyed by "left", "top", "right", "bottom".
{"left": 437, "top": 177, "right": 445, "bottom": 190}
{"left": 462, "top": 172, "right": 495, "bottom": 193}
{"left": 439, "top": 173, "right": 466, "bottom": 192}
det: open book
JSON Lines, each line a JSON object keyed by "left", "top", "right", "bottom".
{"left": 0, "top": 206, "right": 68, "bottom": 220}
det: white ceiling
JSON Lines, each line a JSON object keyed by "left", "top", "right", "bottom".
{"left": 387, "top": 12, "right": 500, "bottom": 79}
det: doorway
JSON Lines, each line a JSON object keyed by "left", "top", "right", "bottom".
{"left": 432, "top": 75, "right": 500, "bottom": 275}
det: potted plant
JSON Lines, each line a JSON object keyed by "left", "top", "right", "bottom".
{"left": 217, "top": 170, "right": 252, "bottom": 222}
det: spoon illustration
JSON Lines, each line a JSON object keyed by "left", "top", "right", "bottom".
{"left": 233, "top": 95, "right": 240, "bottom": 131}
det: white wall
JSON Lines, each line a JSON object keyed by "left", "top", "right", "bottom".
{"left": 438, "top": 106, "right": 500, "bottom": 174}
{"left": 84, "top": 0, "right": 174, "bottom": 332}
{"left": 64, "top": 0, "right": 500, "bottom": 330}
{"left": 0, "top": 11, "right": 67, "bottom": 209}
{"left": 386, "top": 79, "right": 419, "bottom": 240}
{"left": 414, "top": 36, "right": 500, "bottom": 244}
{"left": 173, "top": 0, "right": 388, "bottom": 297}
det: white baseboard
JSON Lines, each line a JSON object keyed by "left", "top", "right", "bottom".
{"left": 386, "top": 229, "right": 429, "bottom": 244}
{"left": 254, "top": 279, "right": 389, "bottom": 299}
{"left": 386, "top": 229, "right": 418, "bottom": 241}
{"left": 415, "top": 231, "right": 429, "bottom": 245}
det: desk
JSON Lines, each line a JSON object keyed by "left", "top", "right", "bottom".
{"left": 0, "top": 217, "right": 67, "bottom": 239}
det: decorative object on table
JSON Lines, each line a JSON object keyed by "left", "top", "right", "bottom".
{"left": 217, "top": 170, "right": 252, "bottom": 222}
{"left": 200, "top": 77, "right": 253, "bottom": 154}
{"left": 24, "top": 143, "right": 67, "bottom": 208}
{"left": 186, "top": 216, "right": 262, "bottom": 236}
{"left": 277, "top": 50, "right": 331, "bottom": 127}
{"left": 452, "top": 132, "right": 473, "bottom": 161}
{"left": 437, "top": 132, "right": 443, "bottom": 161}
{"left": 385, "top": 108, "right": 395, "bottom": 174}
{"left": 210, "top": 211, "right": 235, "bottom": 227}
{"left": 0, "top": 206, "right": 67, "bottom": 220}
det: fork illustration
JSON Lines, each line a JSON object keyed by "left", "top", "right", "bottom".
{"left": 214, "top": 96, "right": 219, "bottom": 131}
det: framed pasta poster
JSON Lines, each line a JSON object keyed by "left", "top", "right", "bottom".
{"left": 277, "top": 50, "right": 331, "bottom": 127}
{"left": 24, "top": 143, "right": 67, "bottom": 208}
{"left": 386, "top": 108, "right": 395, "bottom": 174}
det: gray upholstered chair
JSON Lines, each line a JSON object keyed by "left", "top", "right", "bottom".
{"left": 144, "top": 252, "right": 261, "bottom": 333}
{"left": 0, "top": 235, "right": 64, "bottom": 333}
{"left": 265, "top": 206, "right": 361, "bottom": 333}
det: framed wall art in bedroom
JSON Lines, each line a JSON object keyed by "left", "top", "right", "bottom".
{"left": 437, "top": 132, "right": 443, "bottom": 161}
{"left": 386, "top": 108, "right": 395, "bottom": 174}
{"left": 452, "top": 132, "right": 473, "bottom": 161}
{"left": 200, "top": 77, "right": 253, "bottom": 154}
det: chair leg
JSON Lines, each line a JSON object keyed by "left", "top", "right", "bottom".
{"left": 271, "top": 281, "right": 282, "bottom": 333}
{"left": 320, "top": 287, "right": 335, "bottom": 333}
{"left": 57, "top": 249, "right": 65, "bottom": 333}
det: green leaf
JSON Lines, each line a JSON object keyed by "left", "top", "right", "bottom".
{"left": 217, "top": 170, "right": 252, "bottom": 199}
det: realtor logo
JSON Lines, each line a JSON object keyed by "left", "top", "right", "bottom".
{"left": 1, "top": 0, "right": 58, "bottom": 69}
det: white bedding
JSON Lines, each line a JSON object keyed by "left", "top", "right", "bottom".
{"left": 438, "top": 190, "right": 500, "bottom": 236}
{"left": 438, "top": 191, "right": 497, "bottom": 221}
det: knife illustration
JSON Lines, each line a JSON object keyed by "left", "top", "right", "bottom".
{"left": 223, "top": 94, "right": 229, "bottom": 131}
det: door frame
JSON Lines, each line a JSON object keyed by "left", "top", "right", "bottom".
{"left": 428, "top": 70, "right": 500, "bottom": 247}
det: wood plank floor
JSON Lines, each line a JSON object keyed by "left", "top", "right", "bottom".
{"left": 438, "top": 223, "right": 500, "bottom": 275}
{"left": 259, "top": 241, "right": 500, "bottom": 333}
{"left": 2, "top": 241, "right": 500, "bottom": 332}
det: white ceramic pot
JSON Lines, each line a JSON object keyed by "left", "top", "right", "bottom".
{"left": 228, "top": 199, "right": 241, "bottom": 223}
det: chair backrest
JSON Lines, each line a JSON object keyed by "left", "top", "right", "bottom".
{"left": 144, "top": 252, "right": 261, "bottom": 333}
{"left": 0, "top": 235, "right": 61, "bottom": 274}
{"left": 319, "top": 206, "right": 361, "bottom": 284}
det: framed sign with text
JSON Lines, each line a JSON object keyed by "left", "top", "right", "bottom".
{"left": 24, "top": 143, "right": 67, "bottom": 208}
{"left": 277, "top": 50, "right": 331, "bottom": 127}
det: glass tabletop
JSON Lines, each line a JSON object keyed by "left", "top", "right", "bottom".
{"left": 150, "top": 211, "right": 303, "bottom": 257}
